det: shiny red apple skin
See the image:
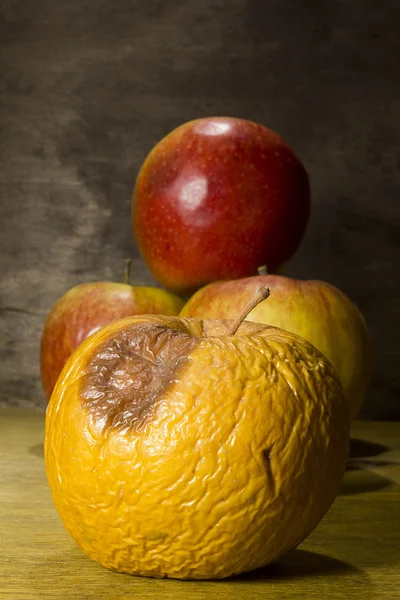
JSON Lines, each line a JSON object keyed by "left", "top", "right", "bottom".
{"left": 40, "top": 282, "right": 185, "bottom": 402}
{"left": 132, "top": 117, "right": 310, "bottom": 296}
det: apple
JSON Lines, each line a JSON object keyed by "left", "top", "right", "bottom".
{"left": 180, "top": 275, "right": 372, "bottom": 421}
{"left": 45, "top": 287, "right": 349, "bottom": 579}
{"left": 132, "top": 117, "right": 310, "bottom": 296}
{"left": 40, "top": 278, "right": 185, "bottom": 402}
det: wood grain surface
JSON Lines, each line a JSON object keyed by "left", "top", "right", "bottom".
{"left": 0, "top": 409, "right": 399, "bottom": 599}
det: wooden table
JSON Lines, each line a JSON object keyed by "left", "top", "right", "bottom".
{"left": 1, "top": 409, "right": 399, "bottom": 599}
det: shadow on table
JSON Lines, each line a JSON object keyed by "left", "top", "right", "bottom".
{"left": 29, "top": 443, "right": 44, "bottom": 458}
{"left": 226, "top": 549, "right": 376, "bottom": 598}
{"left": 349, "top": 438, "right": 390, "bottom": 459}
{"left": 339, "top": 437, "right": 396, "bottom": 495}
{"left": 340, "top": 468, "right": 393, "bottom": 495}
{"left": 231, "top": 548, "right": 358, "bottom": 581}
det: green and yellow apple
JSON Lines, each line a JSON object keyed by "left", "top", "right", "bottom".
{"left": 40, "top": 281, "right": 185, "bottom": 402}
{"left": 180, "top": 275, "right": 372, "bottom": 421}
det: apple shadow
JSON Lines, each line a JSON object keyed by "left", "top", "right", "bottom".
{"left": 230, "top": 548, "right": 359, "bottom": 582}
{"left": 339, "top": 437, "right": 396, "bottom": 495}
{"left": 29, "top": 443, "right": 44, "bottom": 458}
{"left": 340, "top": 464, "right": 395, "bottom": 495}
{"left": 349, "top": 438, "right": 390, "bottom": 459}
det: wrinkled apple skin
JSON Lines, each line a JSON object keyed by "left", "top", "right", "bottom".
{"left": 40, "top": 282, "right": 185, "bottom": 401}
{"left": 180, "top": 275, "right": 372, "bottom": 421}
{"left": 132, "top": 117, "right": 310, "bottom": 296}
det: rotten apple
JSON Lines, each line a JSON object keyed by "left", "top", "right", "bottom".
{"left": 45, "top": 287, "right": 349, "bottom": 579}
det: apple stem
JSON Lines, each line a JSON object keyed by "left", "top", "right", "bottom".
{"left": 124, "top": 258, "right": 132, "bottom": 284}
{"left": 227, "top": 286, "right": 270, "bottom": 335}
{"left": 257, "top": 265, "right": 268, "bottom": 275}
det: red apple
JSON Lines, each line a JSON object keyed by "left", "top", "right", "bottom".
{"left": 40, "top": 281, "right": 185, "bottom": 402}
{"left": 180, "top": 275, "right": 372, "bottom": 421}
{"left": 132, "top": 117, "right": 310, "bottom": 296}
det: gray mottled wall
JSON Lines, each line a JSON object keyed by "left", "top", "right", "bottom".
{"left": 0, "top": 0, "right": 399, "bottom": 418}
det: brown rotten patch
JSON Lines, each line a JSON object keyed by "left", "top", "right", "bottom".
{"left": 80, "top": 323, "right": 198, "bottom": 433}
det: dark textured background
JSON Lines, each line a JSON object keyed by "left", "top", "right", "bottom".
{"left": 0, "top": 0, "right": 399, "bottom": 418}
